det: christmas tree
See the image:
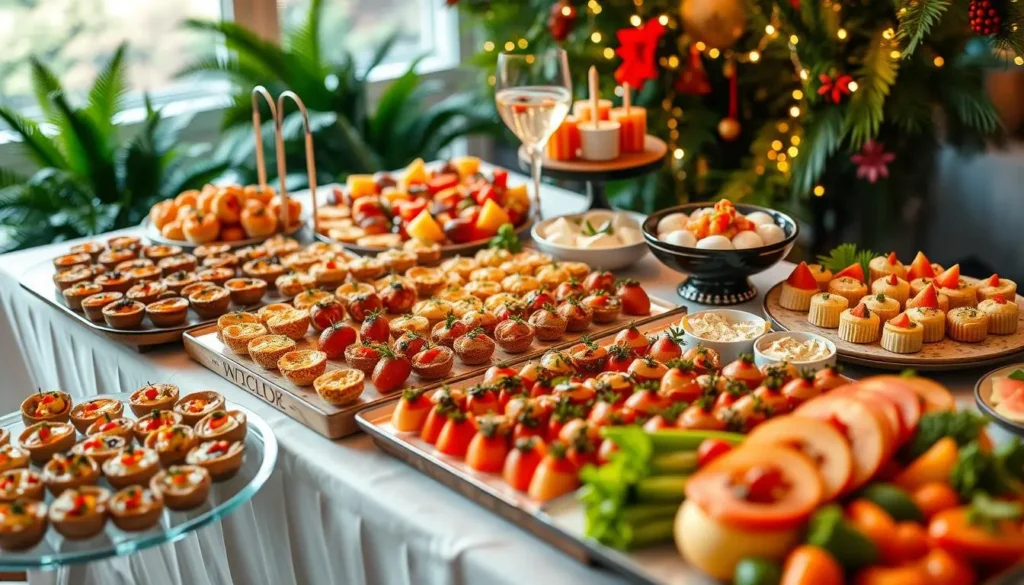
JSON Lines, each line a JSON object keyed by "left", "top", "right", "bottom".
{"left": 454, "top": 0, "right": 1024, "bottom": 248}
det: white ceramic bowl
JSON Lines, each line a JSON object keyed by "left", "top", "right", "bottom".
{"left": 530, "top": 212, "right": 649, "bottom": 271}
{"left": 753, "top": 331, "right": 838, "bottom": 374}
{"left": 679, "top": 309, "right": 768, "bottom": 365}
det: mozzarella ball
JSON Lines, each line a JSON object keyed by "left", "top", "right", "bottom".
{"left": 657, "top": 212, "right": 689, "bottom": 235}
{"left": 543, "top": 217, "right": 579, "bottom": 239}
{"left": 690, "top": 207, "right": 715, "bottom": 220}
{"left": 661, "top": 230, "right": 697, "bottom": 248}
{"left": 744, "top": 211, "right": 775, "bottom": 226}
{"left": 582, "top": 210, "right": 615, "bottom": 230}
{"left": 731, "top": 231, "right": 765, "bottom": 249}
{"left": 546, "top": 231, "right": 577, "bottom": 247}
{"left": 756, "top": 223, "right": 786, "bottom": 246}
{"left": 617, "top": 226, "right": 643, "bottom": 245}
{"left": 696, "top": 235, "right": 734, "bottom": 250}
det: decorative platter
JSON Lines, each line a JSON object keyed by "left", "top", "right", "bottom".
{"left": 975, "top": 363, "right": 1024, "bottom": 437}
{"left": 763, "top": 282, "right": 1024, "bottom": 370}
{"left": 141, "top": 215, "right": 307, "bottom": 251}
{"left": 315, "top": 216, "right": 534, "bottom": 259}
{"left": 516, "top": 135, "right": 668, "bottom": 180}
{"left": 0, "top": 392, "right": 276, "bottom": 570}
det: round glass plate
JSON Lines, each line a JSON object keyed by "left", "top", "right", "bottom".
{"left": 0, "top": 393, "right": 277, "bottom": 570}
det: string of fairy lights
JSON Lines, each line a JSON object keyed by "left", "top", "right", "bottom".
{"left": 480, "top": 0, "right": 1024, "bottom": 197}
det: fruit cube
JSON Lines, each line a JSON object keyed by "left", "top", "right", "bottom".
{"left": 475, "top": 199, "right": 511, "bottom": 237}
{"left": 503, "top": 184, "right": 529, "bottom": 209}
{"left": 452, "top": 156, "right": 481, "bottom": 178}
{"left": 347, "top": 175, "right": 378, "bottom": 198}
{"left": 407, "top": 209, "right": 445, "bottom": 243}
{"left": 402, "top": 158, "right": 427, "bottom": 189}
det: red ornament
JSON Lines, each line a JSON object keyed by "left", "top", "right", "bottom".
{"left": 850, "top": 140, "right": 895, "bottom": 184}
{"left": 817, "top": 73, "right": 853, "bottom": 104}
{"left": 614, "top": 18, "right": 667, "bottom": 89}
{"left": 969, "top": 0, "right": 1003, "bottom": 35}
{"left": 675, "top": 46, "right": 712, "bottom": 95}
{"left": 548, "top": 1, "right": 578, "bottom": 42}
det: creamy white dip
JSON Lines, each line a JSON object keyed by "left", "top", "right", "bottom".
{"left": 761, "top": 336, "right": 832, "bottom": 362}
{"left": 685, "top": 313, "right": 764, "bottom": 342}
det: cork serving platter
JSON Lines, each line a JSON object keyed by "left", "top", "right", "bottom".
{"left": 763, "top": 282, "right": 1024, "bottom": 371}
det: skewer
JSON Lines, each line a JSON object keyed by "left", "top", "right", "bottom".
{"left": 588, "top": 66, "right": 600, "bottom": 130}
{"left": 623, "top": 82, "right": 631, "bottom": 111}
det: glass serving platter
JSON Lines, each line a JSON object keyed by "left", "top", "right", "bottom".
{"left": 0, "top": 393, "right": 277, "bottom": 570}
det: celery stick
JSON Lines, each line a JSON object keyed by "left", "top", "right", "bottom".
{"left": 650, "top": 451, "right": 699, "bottom": 475}
{"left": 627, "top": 518, "right": 676, "bottom": 549}
{"left": 621, "top": 503, "right": 681, "bottom": 524}
{"left": 648, "top": 429, "right": 745, "bottom": 453}
{"left": 636, "top": 475, "right": 688, "bottom": 502}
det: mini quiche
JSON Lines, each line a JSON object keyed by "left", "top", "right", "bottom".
{"left": 188, "top": 286, "right": 231, "bottom": 319}
{"left": 52, "top": 266, "right": 93, "bottom": 291}
{"left": 266, "top": 308, "right": 311, "bottom": 340}
{"left": 403, "top": 238, "right": 442, "bottom": 264}
{"left": 334, "top": 282, "right": 375, "bottom": 304}
{"left": 70, "top": 241, "right": 105, "bottom": 261}
{"left": 102, "top": 298, "right": 146, "bottom": 329}
{"left": 378, "top": 249, "right": 417, "bottom": 273}
{"left": 278, "top": 350, "right": 328, "bottom": 386}
{"left": 242, "top": 259, "right": 286, "bottom": 287}
{"left": 186, "top": 440, "right": 245, "bottom": 481}
{"left": 143, "top": 244, "right": 184, "bottom": 262}
{"left": 86, "top": 416, "right": 135, "bottom": 443}
{"left": 132, "top": 410, "right": 184, "bottom": 444}
{"left": 405, "top": 267, "right": 446, "bottom": 298}
{"left": 313, "top": 370, "right": 366, "bottom": 406}
{"left": 222, "top": 323, "right": 269, "bottom": 355}
{"left": 42, "top": 453, "right": 100, "bottom": 496}
{"left": 72, "top": 434, "right": 127, "bottom": 465}
{"left": 193, "top": 243, "right": 230, "bottom": 259}
{"left": 126, "top": 280, "right": 167, "bottom": 305}
{"left": 145, "top": 297, "right": 190, "bottom": 328}
{"left": 53, "top": 252, "right": 92, "bottom": 272}
{"left": 49, "top": 485, "right": 111, "bottom": 539}
{"left": 70, "top": 397, "right": 124, "bottom": 434}
{"left": 390, "top": 314, "right": 430, "bottom": 338}
{"left": 217, "top": 311, "right": 261, "bottom": 332}
{"left": 95, "top": 271, "right": 134, "bottom": 294}
{"left": 195, "top": 410, "right": 248, "bottom": 443}
{"left": 345, "top": 257, "right": 385, "bottom": 282}
{"left": 62, "top": 282, "right": 104, "bottom": 311}
{"left": 157, "top": 254, "right": 198, "bottom": 275}
{"left": 109, "top": 486, "right": 163, "bottom": 531}
{"left": 276, "top": 273, "right": 317, "bottom": 298}
{"left": 0, "top": 445, "right": 29, "bottom": 474}
{"left": 0, "top": 469, "right": 43, "bottom": 502}
{"left": 173, "top": 391, "right": 226, "bottom": 426}
{"left": 102, "top": 446, "right": 161, "bottom": 490}
{"left": 21, "top": 390, "right": 72, "bottom": 427}
{"left": 129, "top": 383, "right": 179, "bottom": 417}
{"left": 162, "top": 270, "right": 198, "bottom": 294}
{"left": 20, "top": 422, "right": 76, "bottom": 464}
{"left": 195, "top": 267, "right": 235, "bottom": 287}
{"left": 0, "top": 499, "right": 48, "bottom": 550}
{"left": 224, "top": 278, "right": 268, "bottom": 306}
{"left": 293, "top": 289, "right": 333, "bottom": 311}
{"left": 150, "top": 465, "right": 211, "bottom": 511}
{"left": 247, "top": 335, "right": 297, "bottom": 370}
{"left": 309, "top": 260, "right": 349, "bottom": 288}
{"left": 257, "top": 303, "right": 292, "bottom": 325}
{"left": 144, "top": 425, "right": 199, "bottom": 466}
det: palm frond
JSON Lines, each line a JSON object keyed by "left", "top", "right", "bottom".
{"left": 369, "top": 63, "right": 423, "bottom": 147}
{"left": 897, "top": 0, "right": 951, "bottom": 58}
{"left": 85, "top": 43, "right": 129, "bottom": 132}
{"left": 48, "top": 91, "right": 119, "bottom": 201}
{"left": 184, "top": 19, "right": 292, "bottom": 78}
{"left": 0, "top": 168, "right": 27, "bottom": 190}
{"left": 361, "top": 30, "right": 401, "bottom": 80}
{"left": 29, "top": 58, "right": 62, "bottom": 122}
{"left": 0, "top": 106, "right": 68, "bottom": 169}
{"left": 791, "top": 107, "right": 844, "bottom": 197}
{"left": 845, "top": 31, "right": 899, "bottom": 150}
{"left": 175, "top": 56, "right": 275, "bottom": 86}
{"left": 286, "top": 0, "right": 324, "bottom": 79}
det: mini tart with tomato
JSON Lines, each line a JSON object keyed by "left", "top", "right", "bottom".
{"left": 805, "top": 264, "right": 832, "bottom": 291}
{"left": 86, "top": 416, "right": 135, "bottom": 443}
{"left": 344, "top": 342, "right": 384, "bottom": 375}
{"left": 293, "top": 289, "right": 333, "bottom": 311}
{"left": 72, "top": 434, "right": 126, "bottom": 465}
{"left": 145, "top": 297, "right": 190, "bottom": 327}
{"left": 266, "top": 307, "right": 311, "bottom": 340}
{"left": 127, "top": 265, "right": 163, "bottom": 284}
{"left": 567, "top": 340, "right": 609, "bottom": 374}
{"left": 103, "top": 298, "right": 146, "bottom": 329}
{"left": 461, "top": 310, "right": 498, "bottom": 336}
{"left": 463, "top": 280, "right": 502, "bottom": 300}
{"left": 70, "top": 397, "right": 124, "bottom": 434}
{"left": 870, "top": 274, "right": 911, "bottom": 308}
{"left": 978, "top": 295, "right": 1019, "bottom": 335}
{"left": 313, "top": 369, "right": 366, "bottom": 406}
{"left": 556, "top": 299, "right": 593, "bottom": 332}
{"left": 126, "top": 280, "right": 166, "bottom": 305}
{"left": 95, "top": 271, "right": 134, "bottom": 294}
{"left": 82, "top": 291, "right": 124, "bottom": 322}
{"left": 405, "top": 266, "right": 446, "bottom": 298}
{"left": 403, "top": 238, "right": 442, "bottom": 264}
{"left": 162, "top": 270, "right": 198, "bottom": 294}
{"left": 946, "top": 306, "right": 989, "bottom": 343}
{"left": 49, "top": 485, "right": 110, "bottom": 539}
{"left": 186, "top": 440, "right": 245, "bottom": 481}
{"left": 978, "top": 274, "right": 1017, "bottom": 302}
{"left": 129, "top": 383, "right": 179, "bottom": 417}
{"left": 582, "top": 293, "right": 621, "bottom": 323}
{"left": 378, "top": 249, "right": 417, "bottom": 273}
{"left": 173, "top": 391, "right": 225, "bottom": 426}
{"left": 826, "top": 277, "right": 868, "bottom": 309}
{"left": 412, "top": 298, "right": 453, "bottom": 323}
{"left": 143, "top": 244, "right": 183, "bottom": 262}
{"left": 346, "top": 257, "right": 386, "bottom": 282}
{"left": 133, "top": 409, "right": 184, "bottom": 444}
{"left": 222, "top": 323, "right": 268, "bottom": 355}
{"left": 150, "top": 465, "right": 211, "bottom": 510}
{"left": 0, "top": 469, "right": 43, "bottom": 502}
{"left": 247, "top": 335, "right": 297, "bottom": 370}
{"left": 860, "top": 293, "right": 900, "bottom": 327}
{"left": 62, "top": 282, "right": 103, "bottom": 311}
{"left": 0, "top": 445, "right": 29, "bottom": 473}
{"left": 779, "top": 262, "right": 819, "bottom": 311}
{"left": 410, "top": 346, "right": 454, "bottom": 380}
{"left": 868, "top": 251, "right": 907, "bottom": 283}
{"left": 880, "top": 312, "right": 924, "bottom": 354}
{"left": 453, "top": 329, "right": 496, "bottom": 365}
{"left": 54, "top": 252, "right": 92, "bottom": 272}
{"left": 529, "top": 307, "right": 568, "bottom": 341}
{"left": 144, "top": 424, "right": 199, "bottom": 466}
{"left": 0, "top": 499, "right": 48, "bottom": 550}
{"left": 21, "top": 390, "right": 72, "bottom": 427}
{"left": 196, "top": 267, "right": 235, "bottom": 287}
{"left": 935, "top": 272, "right": 977, "bottom": 310}
{"left": 109, "top": 485, "right": 163, "bottom": 531}
{"left": 906, "top": 306, "right": 945, "bottom": 342}
{"left": 224, "top": 278, "right": 268, "bottom": 306}
{"left": 275, "top": 273, "right": 316, "bottom": 298}
{"left": 807, "top": 292, "right": 848, "bottom": 329}
{"left": 242, "top": 259, "right": 286, "bottom": 288}
{"left": 837, "top": 303, "right": 880, "bottom": 344}
{"left": 52, "top": 266, "right": 93, "bottom": 291}
{"left": 494, "top": 318, "right": 535, "bottom": 354}
{"left": 42, "top": 453, "right": 99, "bottom": 496}
{"left": 195, "top": 410, "right": 247, "bottom": 443}
{"left": 278, "top": 350, "right": 328, "bottom": 386}
{"left": 19, "top": 422, "right": 76, "bottom": 464}
{"left": 102, "top": 446, "right": 161, "bottom": 490}
{"left": 390, "top": 314, "right": 430, "bottom": 338}
{"left": 309, "top": 260, "right": 350, "bottom": 288}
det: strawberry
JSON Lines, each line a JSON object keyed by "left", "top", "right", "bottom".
{"left": 933, "top": 264, "right": 961, "bottom": 289}
{"left": 887, "top": 251, "right": 899, "bottom": 265}
{"left": 785, "top": 261, "right": 818, "bottom": 290}
{"left": 992, "top": 294, "right": 1008, "bottom": 304}
{"left": 907, "top": 251, "right": 936, "bottom": 281}
{"left": 907, "top": 284, "right": 940, "bottom": 309}
{"left": 850, "top": 303, "right": 869, "bottom": 318}
{"left": 834, "top": 263, "right": 865, "bottom": 283}
{"left": 988, "top": 274, "right": 1001, "bottom": 287}
{"left": 889, "top": 312, "right": 911, "bottom": 328}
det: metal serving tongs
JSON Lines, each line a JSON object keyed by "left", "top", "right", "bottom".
{"left": 275, "top": 91, "right": 319, "bottom": 237}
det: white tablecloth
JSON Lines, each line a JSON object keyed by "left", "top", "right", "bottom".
{"left": 0, "top": 186, "right": 998, "bottom": 585}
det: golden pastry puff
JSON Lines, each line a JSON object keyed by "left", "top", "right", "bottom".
{"left": 102, "top": 446, "right": 162, "bottom": 490}
{"left": 278, "top": 350, "right": 328, "bottom": 387}
{"left": 217, "top": 311, "right": 261, "bottom": 332}
{"left": 441, "top": 256, "right": 478, "bottom": 280}
{"left": 827, "top": 277, "right": 868, "bottom": 309}
{"left": 860, "top": 293, "right": 900, "bottom": 327}
{"left": 389, "top": 314, "right": 430, "bottom": 338}
{"left": 868, "top": 252, "right": 907, "bottom": 283}
{"left": 474, "top": 247, "right": 512, "bottom": 268}
{"left": 946, "top": 306, "right": 989, "bottom": 343}
{"left": 109, "top": 485, "right": 164, "bottom": 531}
{"left": 906, "top": 307, "right": 946, "bottom": 343}
{"left": 129, "top": 383, "right": 179, "bottom": 417}
{"left": 978, "top": 274, "right": 1018, "bottom": 302}
{"left": 978, "top": 295, "right": 1019, "bottom": 335}
{"left": 464, "top": 280, "right": 502, "bottom": 300}
{"left": 150, "top": 465, "right": 211, "bottom": 511}
{"left": 186, "top": 440, "right": 245, "bottom": 481}
{"left": 145, "top": 425, "right": 199, "bottom": 466}
{"left": 412, "top": 298, "right": 453, "bottom": 323}
{"left": 837, "top": 303, "right": 880, "bottom": 344}
{"left": 379, "top": 249, "right": 417, "bottom": 273}
{"left": 405, "top": 266, "right": 445, "bottom": 298}
{"left": 222, "top": 322, "right": 269, "bottom": 355}
{"left": 173, "top": 391, "right": 226, "bottom": 426}
{"left": 195, "top": 410, "right": 248, "bottom": 443}
{"left": 313, "top": 369, "right": 366, "bottom": 406}
{"left": 276, "top": 273, "right": 317, "bottom": 298}
{"left": 346, "top": 257, "right": 386, "bottom": 282}
{"left": 19, "top": 422, "right": 76, "bottom": 465}
{"left": 20, "top": 390, "right": 72, "bottom": 427}
{"left": 266, "top": 308, "right": 311, "bottom": 340}
{"left": 247, "top": 335, "right": 297, "bottom": 370}
{"left": 0, "top": 499, "right": 48, "bottom": 551}
{"left": 49, "top": 485, "right": 111, "bottom": 539}
{"left": 402, "top": 238, "right": 441, "bottom": 264}
{"left": 70, "top": 397, "right": 124, "bottom": 435}
{"left": 42, "top": 453, "right": 100, "bottom": 496}
{"left": 450, "top": 297, "right": 485, "bottom": 319}
{"left": 870, "top": 274, "right": 911, "bottom": 308}
{"left": 807, "top": 292, "right": 848, "bottom": 329}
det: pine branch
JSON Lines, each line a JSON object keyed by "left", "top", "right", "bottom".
{"left": 994, "top": 0, "right": 1024, "bottom": 59}
{"left": 897, "top": 0, "right": 951, "bottom": 58}
{"left": 791, "top": 107, "right": 844, "bottom": 197}
{"left": 846, "top": 31, "right": 899, "bottom": 150}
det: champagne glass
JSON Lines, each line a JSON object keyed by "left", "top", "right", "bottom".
{"left": 495, "top": 48, "right": 572, "bottom": 219}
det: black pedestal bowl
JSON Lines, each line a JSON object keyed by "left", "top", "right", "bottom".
{"left": 642, "top": 203, "right": 798, "bottom": 306}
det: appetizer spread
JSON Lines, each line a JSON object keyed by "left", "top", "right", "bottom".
{"left": 656, "top": 200, "right": 786, "bottom": 250}
{"left": 538, "top": 212, "right": 643, "bottom": 248}
{"left": 148, "top": 183, "right": 303, "bottom": 245}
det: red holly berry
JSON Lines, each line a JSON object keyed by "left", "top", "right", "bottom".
{"left": 969, "top": 0, "right": 1003, "bottom": 35}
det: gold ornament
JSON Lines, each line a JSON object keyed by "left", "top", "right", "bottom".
{"left": 718, "top": 117, "right": 742, "bottom": 141}
{"left": 679, "top": 0, "right": 746, "bottom": 49}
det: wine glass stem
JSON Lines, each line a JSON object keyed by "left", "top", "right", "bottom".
{"left": 530, "top": 147, "right": 544, "bottom": 220}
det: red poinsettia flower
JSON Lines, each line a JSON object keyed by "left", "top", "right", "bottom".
{"left": 817, "top": 73, "right": 853, "bottom": 104}
{"left": 614, "top": 19, "right": 667, "bottom": 89}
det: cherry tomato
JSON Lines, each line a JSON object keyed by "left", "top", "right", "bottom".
{"left": 360, "top": 310, "right": 391, "bottom": 343}
{"left": 616, "top": 280, "right": 651, "bottom": 316}
{"left": 436, "top": 412, "right": 476, "bottom": 457}
{"left": 911, "top": 482, "right": 961, "bottom": 520}
{"left": 317, "top": 322, "right": 357, "bottom": 359}
{"left": 583, "top": 271, "right": 616, "bottom": 293}
{"left": 503, "top": 436, "right": 545, "bottom": 491}
{"left": 466, "top": 417, "right": 510, "bottom": 472}
{"left": 696, "top": 438, "right": 733, "bottom": 468}
{"left": 743, "top": 465, "right": 784, "bottom": 503}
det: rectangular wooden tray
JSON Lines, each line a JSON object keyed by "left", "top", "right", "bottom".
{"left": 184, "top": 299, "right": 684, "bottom": 439}
{"left": 354, "top": 311, "right": 711, "bottom": 584}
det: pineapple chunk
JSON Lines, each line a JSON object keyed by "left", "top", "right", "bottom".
{"left": 452, "top": 156, "right": 481, "bottom": 179}
{"left": 475, "top": 199, "right": 511, "bottom": 237}
{"left": 503, "top": 184, "right": 529, "bottom": 209}
{"left": 347, "top": 174, "right": 378, "bottom": 198}
{"left": 402, "top": 158, "right": 427, "bottom": 189}
{"left": 407, "top": 209, "right": 445, "bottom": 242}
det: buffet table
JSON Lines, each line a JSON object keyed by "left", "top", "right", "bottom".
{"left": 0, "top": 185, "right": 1006, "bottom": 585}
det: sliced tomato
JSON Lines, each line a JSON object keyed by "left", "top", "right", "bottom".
{"left": 828, "top": 385, "right": 902, "bottom": 451}
{"left": 391, "top": 390, "right": 432, "bottom": 432}
{"left": 794, "top": 395, "right": 892, "bottom": 490}
{"left": 928, "top": 506, "right": 1024, "bottom": 564}
{"left": 527, "top": 443, "right": 580, "bottom": 502}
{"left": 867, "top": 375, "right": 955, "bottom": 413}
{"left": 686, "top": 444, "right": 824, "bottom": 531}
{"left": 420, "top": 405, "right": 450, "bottom": 445}
{"left": 746, "top": 416, "right": 854, "bottom": 500}
{"left": 436, "top": 414, "right": 477, "bottom": 457}
{"left": 466, "top": 433, "right": 510, "bottom": 473}
{"left": 854, "top": 377, "right": 923, "bottom": 444}
{"left": 503, "top": 437, "right": 546, "bottom": 491}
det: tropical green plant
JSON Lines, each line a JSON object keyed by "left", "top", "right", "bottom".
{"left": 180, "top": 0, "right": 499, "bottom": 187}
{"left": 0, "top": 45, "right": 227, "bottom": 252}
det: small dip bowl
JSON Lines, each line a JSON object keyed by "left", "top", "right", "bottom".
{"left": 679, "top": 309, "right": 768, "bottom": 365}
{"left": 753, "top": 331, "right": 837, "bottom": 374}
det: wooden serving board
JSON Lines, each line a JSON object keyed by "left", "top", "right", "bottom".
{"left": 518, "top": 135, "right": 668, "bottom": 175}
{"left": 763, "top": 282, "right": 1024, "bottom": 371}
{"left": 184, "top": 298, "right": 685, "bottom": 439}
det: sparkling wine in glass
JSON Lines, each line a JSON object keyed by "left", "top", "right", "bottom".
{"left": 495, "top": 49, "right": 572, "bottom": 219}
